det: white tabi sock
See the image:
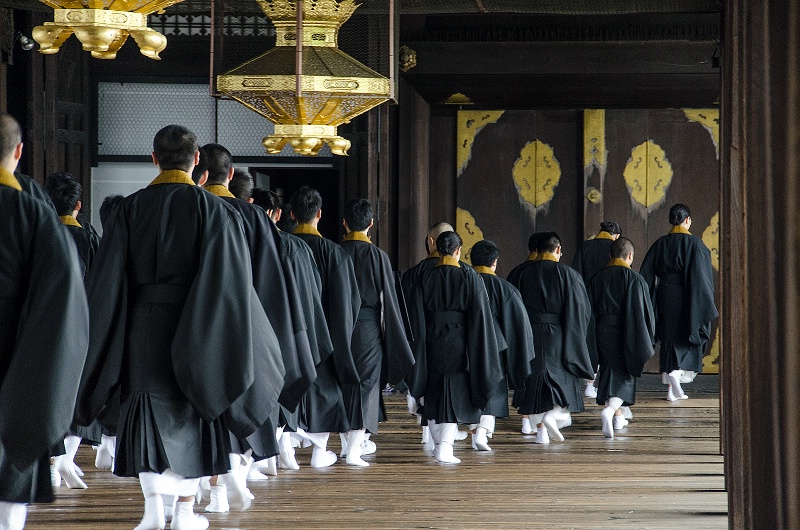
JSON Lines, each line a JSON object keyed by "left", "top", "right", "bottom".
{"left": 55, "top": 435, "right": 87, "bottom": 489}
{"left": 307, "top": 432, "right": 337, "bottom": 468}
{"left": 278, "top": 432, "right": 300, "bottom": 470}
{"left": 434, "top": 423, "right": 461, "bottom": 464}
{"left": 0, "top": 502, "right": 27, "bottom": 530}
{"left": 521, "top": 417, "right": 533, "bottom": 434}
{"left": 542, "top": 411, "right": 565, "bottom": 442}
{"left": 345, "top": 429, "right": 369, "bottom": 467}
{"left": 171, "top": 501, "right": 209, "bottom": 530}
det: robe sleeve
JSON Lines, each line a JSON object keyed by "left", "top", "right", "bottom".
{"left": 75, "top": 206, "right": 129, "bottom": 427}
{"left": 686, "top": 241, "right": 719, "bottom": 347}
{"left": 499, "top": 284, "right": 535, "bottom": 390}
{"left": 327, "top": 257, "right": 361, "bottom": 385}
{"left": 378, "top": 253, "right": 415, "bottom": 385}
{"left": 623, "top": 274, "right": 657, "bottom": 377}
{"left": 0, "top": 204, "right": 89, "bottom": 469}
{"left": 466, "top": 273, "right": 505, "bottom": 410}
{"left": 561, "top": 269, "right": 595, "bottom": 380}
{"left": 171, "top": 210, "right": 285, "bottom": 432}
{"left": 406, "top": 281, "right": 428, "bottom": 400}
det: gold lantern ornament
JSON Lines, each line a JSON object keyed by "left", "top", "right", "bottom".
{"left": 216, "top": 0, "right": 391, "bottom": 156}
{"left": 32, "top": 0, "right": 186, "bottom": 60}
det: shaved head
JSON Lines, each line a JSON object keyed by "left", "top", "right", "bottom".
{"left": 1, "top": 113, "right": 22, "bottom": 163}
{"left": 428, "top": 222, "right": 454, "bottom": 241}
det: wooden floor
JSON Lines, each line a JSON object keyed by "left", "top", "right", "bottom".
{"left": 26, "top": 390, "right": 727, "bottom": 529}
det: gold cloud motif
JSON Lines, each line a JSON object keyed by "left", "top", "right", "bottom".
{"left": 701, "top": 211, "right": 720, "bottom": 271}
{"left": 703, "top": 326, "right": 720, "bottom": 374}
{"left": 456, "top": 110, "right": 504, "bottom": 177}
{"left": 512, "top": 140, "right": 561, "bottom": 208}
{"left": 455, "top": 207, "right": 485, "bottom": 265}
{"left": 623, "top": 140, "right": 673, "bottom": 209}
{"left": 683, "top": 109, "right": 720, "bottom": 159}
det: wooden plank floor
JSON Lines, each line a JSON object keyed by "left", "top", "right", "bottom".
{"left": 26, "top": 390, "right": 727, "bottom": 529}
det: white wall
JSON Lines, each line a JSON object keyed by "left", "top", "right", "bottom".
{"left": 90, "top": 162, "right": 157, "bottom": 236}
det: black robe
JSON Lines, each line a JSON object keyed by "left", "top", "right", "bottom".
{"left": 571, "top": 234, "right": 615, "bottom": 370}
{"left": 0, "top": 171, "right": 89, "bottom": 503}
{"left": 407, "top": 259, "right": 503, "bottom": 424}
{"left": 294, "top": 228, "right": 361, "bottom": 433}
{"left": 507, "top": 257, "right": 593, "bottom": 415}
{"left": 588, "top": 262, "right": 656, "bottom": 405}
{"left": 75, "top": 173, "right": 285, "bottom": 479}
{"left": 209, "top": 190, "right": 316, "bottom": 460}
{"left": 62, "top": 221, "right": 100, "bottom": 278}
{"left": 639, "top": 231, "right": 718, "bottom": 373}
{"left": 477, "top": 270, "right": 535, "bottom": 418}
{"left": 340, "top": 237, "right": 415, "bottom": 433}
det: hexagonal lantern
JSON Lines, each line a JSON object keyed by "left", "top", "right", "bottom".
{"left": 216, "top": 0, "right": 391, "bottom": 156}
{"left": 32, "top": 0, "right": 186, "bottom": 60}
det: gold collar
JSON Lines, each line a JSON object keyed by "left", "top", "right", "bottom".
{"left": 149, "top": 170, "right": 195, "bottom": 186}
{"left": 204, "top": 183, "right": 235, "bottom": 198}
{"left": 436, "top": 255, "right": 461, "bottom": 268}
{"left": 294, "top": 223, "right": 323, "bottom": 237}
{"left": 473, "top": 265, "right": 495, "bottom": 275}
{"left": 527, "top": 252, "right": 539, "bottom": 261}
{"left": 59, "top": 215, "right": 82, "bottom": 228}
{"left": 595, "top": 231, "right": 615, "bottom": 240}
{"left": 343, "top": 231, "right": 371, "bottom": 243}
{"left": 670, "top": 225, "right": 691, "bottom": 235}
{"left": 539, "top": 252, "right": 559, "bottom": 262}
{"left": 0, "top": 168, "right": 22, "bottom": 191}
{"left": 607, "top": 258, "right": 631, "bottom": 269}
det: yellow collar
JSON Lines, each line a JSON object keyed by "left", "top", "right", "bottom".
{"left": 204, "top": 183, "right": 235, "bottom": 198}
{"left": 670, "top": 225, "right": 691, "bottom": 235}
{"left": 343, "top": 231, "right": 371, "bottom": 243}
{"left": 595, "top": 231, "right": 615, "bottom": 240}
{"left": 436, "top": 255, "right": 461, "bottom": 268}
{"left": 0, "top": 168, "right": 22, "bottom": 191}
{"left": 607, "top": 258, "right": 631, "bottom": 269}
{"left": 540, "top": 252, "right": 559, "bottom": 262}
{"left": 294, "top": 223, "right": 323, "bottom": 237}
{"left": 149, "top": 170, "right": 195, "bottom": 187}
{"left": 474, "top": 265, "right": 495, "bottom": 275}
{"left": 59, "top": 215, "right": 82, "bottom": 228}
{"left": 527, "top": 252, "right": 538, "bottom": 261}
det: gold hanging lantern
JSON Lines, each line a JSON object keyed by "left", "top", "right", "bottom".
{"left": 216, "top": 0, "right": 391, "bottom": 156}
{"left": 32, "top": 0, "right": 186, "bottom": 60}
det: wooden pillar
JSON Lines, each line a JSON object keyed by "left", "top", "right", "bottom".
{"left": 428, "top": 107, "right": 456, "bottom": 232}
{"left": 721, "top": 0, "right": 800, "bottom": 527}
{"left": 397, "top": 76, "right": 430, "bottom": 270}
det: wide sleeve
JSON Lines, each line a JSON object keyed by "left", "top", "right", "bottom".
{"left": 1, "top": 207, "right": 89, "bottom": 469}
{"left": 466, "top": 274, "right": 505, "bottom": 410}
{"left": 686, "top": 241, "right": 719, "bottom": 347}
{"left": 561, "top": 270, "right": 595, "bottom": 380}
{"left": 405, "top": 281, "right": 428, "bottom": 400}
{"left": 327, "top": 255, "right": 361, "bottom": 385}
{"left": 623, "top": 274, "right": 657, "bottom": 377}
{"left": 171, "top": 211, "right": 285, "bottom": 435}
{"left": 74, "top": 206, "right": 129, "bottom": 427}
{"left": 378, "top": 253, "right": 415, "bottom": 385}
{"left": 499, "top": 284, "right": 535, "bottom": 390}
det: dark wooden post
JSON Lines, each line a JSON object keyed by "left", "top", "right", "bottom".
{"left": 721, "top": 0, "right": 800, "bottom": 527}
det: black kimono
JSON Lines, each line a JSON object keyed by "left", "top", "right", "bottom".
{"left": 205, "top": 184, "right": 316, "bottom": 460}
{"left": 294, "top": 224, "right": 361, "bottom": 433}
{"left": 508, "top": 255, "right": 593, "bottom": 415}
{"left": 340, "top": 234, "right": 415, "bottom": 433}
{"left": 639, "top": 227, "right": 718, "bottom": 373}
{"left": 475, "top": 267, "right": 535, "bottom": 418}
{"left": 0, "top": 169, "right": 89, "bottom": 503}
{"left": 407, "top": 257, "right": 503, "bottom": 424}
{"left": 60, "top": 217, "right": 100, "bottom": 278}
{"left": 571, "top": 232, "right": 615, "bottom": 370}
{"left": 588, "top": 260, "right": 656, "bottom": 405}
{"left": 75, "top": 170, "right": 285, "bottom": 479}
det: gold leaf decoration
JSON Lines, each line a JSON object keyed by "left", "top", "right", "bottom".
{"left": 456, "top": 110, "right": 504, "bottom": 177}
{"left": 455, "top": 207, "right": 484, "bottom": 265}
{"left": 703, "top": 326, "right": 720, "bottom": 374}
{"left": 512, "top": 140, "right": 561, "bottom": 208}
{"left": 683, "top": 109, "right": 720, "bottom": 159}
{"left": 701, "top": 211, "right": 720, "bottom": 271}
{"left": 623, "top": 140, "right": 673, "bottom": 209}
{"left": 583, "top": 109, "right": 606, "bottom": 169}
